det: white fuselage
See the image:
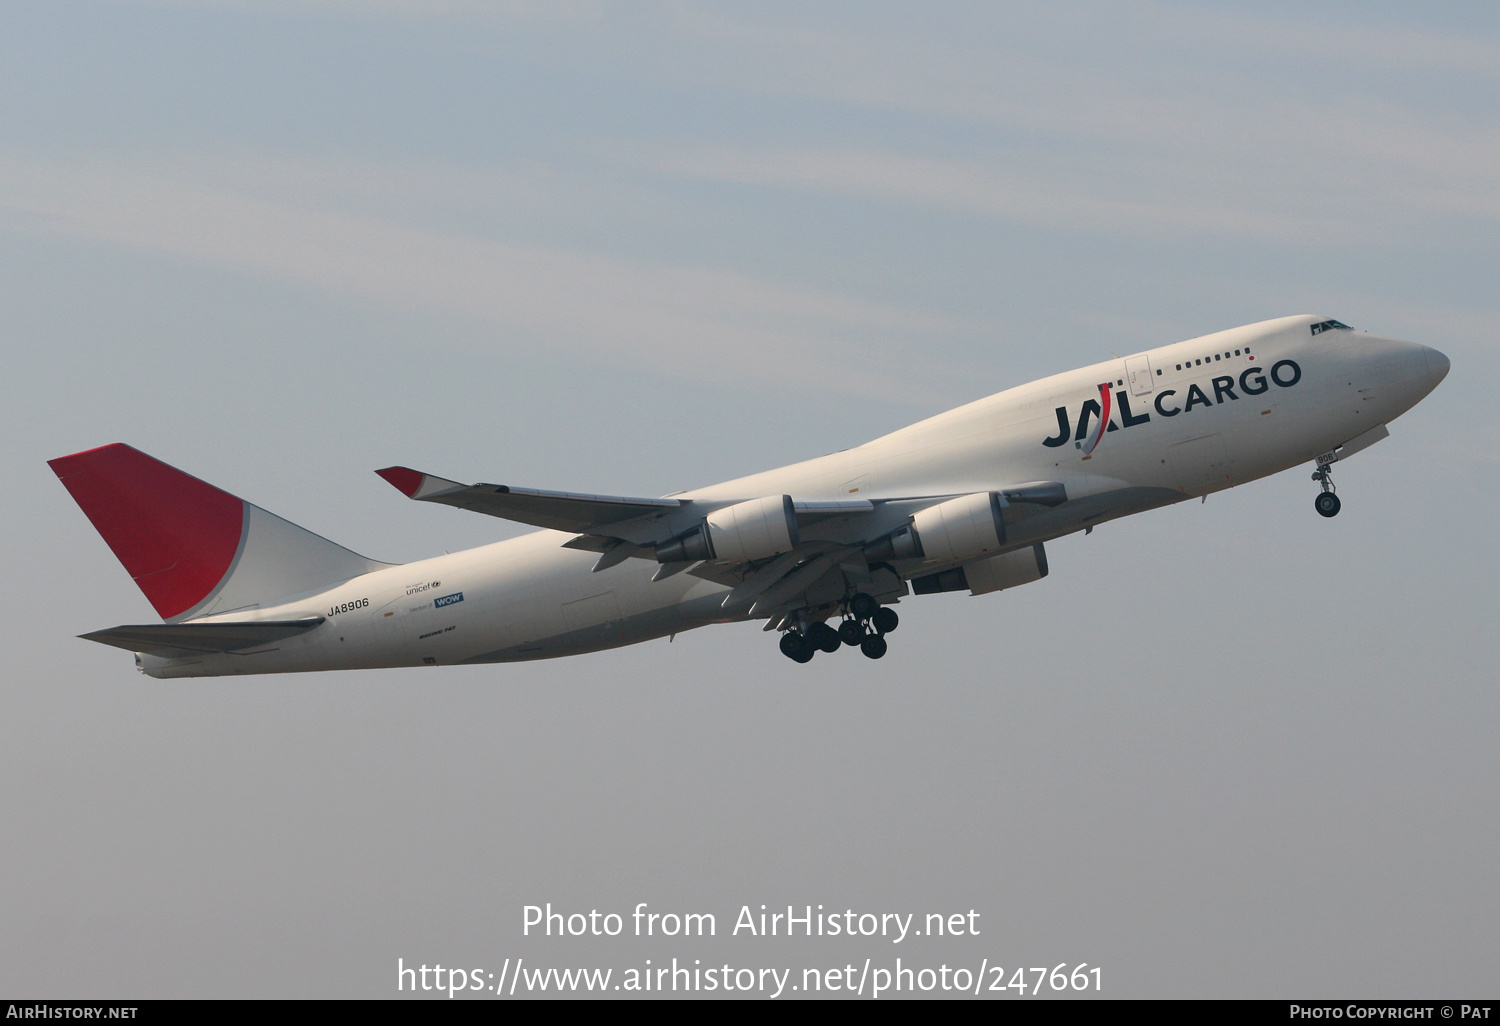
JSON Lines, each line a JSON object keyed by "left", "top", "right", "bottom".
{"left": 140, "top": 316, "right": 1446, "bottom": 677}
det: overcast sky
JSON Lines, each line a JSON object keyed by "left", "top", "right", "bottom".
{"left": 2, "top": 0, "right": 1496, "bottom": 999}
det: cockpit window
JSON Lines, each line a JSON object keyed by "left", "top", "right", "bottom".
{"left": 1310, "top": 320, "right": 1352, "bottom": 335}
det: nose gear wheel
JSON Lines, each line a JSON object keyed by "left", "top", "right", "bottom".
{"left": 1312, "top": 463, "right": 1341, "bottom": 517}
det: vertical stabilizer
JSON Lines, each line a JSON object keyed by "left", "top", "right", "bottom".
{"left": 49, "top": 444, "right": 390, "bottom": 621}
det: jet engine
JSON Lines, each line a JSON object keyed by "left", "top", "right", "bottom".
{"left": 911, "top": 543, "right": 1049, "bottom": 596}
{"left": 655, "top": 495, "right": 800, "bottom": 563}
{"left": 864, "top": 491, "right": 1006, "bottom": 564}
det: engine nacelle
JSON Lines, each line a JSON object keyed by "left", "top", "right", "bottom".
{"left": 911, "top": 543, "right": 1049, "bottom": 596}
{"left": 865, "top": 491, "right": 1006, "bottom": 564}
{"left": 655, "top": 495, "right": 800, "bottom": 564}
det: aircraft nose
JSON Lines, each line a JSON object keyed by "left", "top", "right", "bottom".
{"left": 1424, "top": 346, "right": 1451, "bottom": 389}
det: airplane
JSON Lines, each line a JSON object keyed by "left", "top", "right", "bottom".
{"left": 49, "top": 314, "right": 1448, "bottom": 677}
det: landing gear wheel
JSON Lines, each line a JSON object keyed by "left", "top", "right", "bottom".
{"left": 860, "top": 634, "right": 888, "bottom": 660}
{"left": 838, "top": 620, "right": 866, "bottom": 647}
{"left": 848, "top": 592, "right": 879, "bottom": 619}
{"left": 871, "top": 607, "right": 899, "bottom": 635}
{"left": 779, "top": 632, "right": 814, "bottom": 663}
{"left": 1311, "top": 462, "right": 1340, "bottom": 518}
{"left": 808, "top": 622, "right": 842, "bottom": 653}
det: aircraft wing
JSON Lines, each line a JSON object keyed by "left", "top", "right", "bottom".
{"left": 375, "top": 466, "right": 686, "bottom": 534}
{"left": 80, "top": 617, "right": 327, "bottom": 656}
{"left": 379, "top": 464, "right": 1067, "bottom": 540}
{"left": 376, "top": 466, "right": 886, "bottom": 537}
{"left": 375, "top": 464, "right": 1071, "bottom": 606}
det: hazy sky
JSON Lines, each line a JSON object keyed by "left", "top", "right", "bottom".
{"left": 2, "top": 1, "right": 1495, "bottom": 999}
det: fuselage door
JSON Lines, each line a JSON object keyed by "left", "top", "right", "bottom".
{"left": 1125, "top": 355, "right": 1155, "bottom": 396}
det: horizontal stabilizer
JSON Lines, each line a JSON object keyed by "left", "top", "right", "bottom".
{"left": 375, "top": 466, "right": 684, "bottom": 534}
{"left": 80, "top": 617, "right": 326, "bottom": 656}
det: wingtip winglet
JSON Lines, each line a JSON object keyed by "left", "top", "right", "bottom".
{"left": 375, "top": 466, "right": 426, "bottom": 497}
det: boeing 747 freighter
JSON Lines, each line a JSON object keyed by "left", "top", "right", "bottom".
{"left": 50, "top": 315, "right": 1448, "bottom": 675}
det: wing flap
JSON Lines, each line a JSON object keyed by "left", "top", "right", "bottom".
{"left": 80, "top": 617, "right": 326, "bottom": 656}
{"left": 793, "top": 498, "right": 875, "bottom": 522}
{"left": 999, "top": 481, "right": 1068, "bottom": 507}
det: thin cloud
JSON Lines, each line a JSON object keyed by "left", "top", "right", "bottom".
{"left": 133, "top": 0, "right": 606, "bottom": 21}
{"left": 646, "top": 6, "right": 1500, "bottom": 233}
{"left": 0, "top": 152, "right": 970, "bottom": 403}
{"left": 627, "top": 145, "right": 1341, "bottom": 241}
{"left": 626, "top": 136, "right": 1500, "bottom": 248}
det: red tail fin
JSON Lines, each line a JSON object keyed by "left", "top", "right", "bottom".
{"left": 49, "top": 444, "right": 387, "bottom": 621}
{"left": 50, "top": 444, "right": 245, "bottom": 619}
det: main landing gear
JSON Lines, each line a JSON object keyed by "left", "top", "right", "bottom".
{"left": 778, "top": 593, "right": 899, "bottom": 663}
{"left": 1312, "top": 462, "right": 1342, "bottom": 518}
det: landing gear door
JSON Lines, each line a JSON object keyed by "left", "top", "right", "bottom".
{"left": 1126, "top": 355, "right": 1155, "bottom": 396}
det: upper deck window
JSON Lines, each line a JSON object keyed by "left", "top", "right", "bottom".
{"left": 1310, "top": 320, "right": 1352, "bottom": 336}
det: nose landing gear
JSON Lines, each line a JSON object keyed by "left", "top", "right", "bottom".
{"left": 777, "top": 592, "right": 901, "bottom": 663}
{"left": 1312, "top": 461, "right": 1341, "bottom": 518}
